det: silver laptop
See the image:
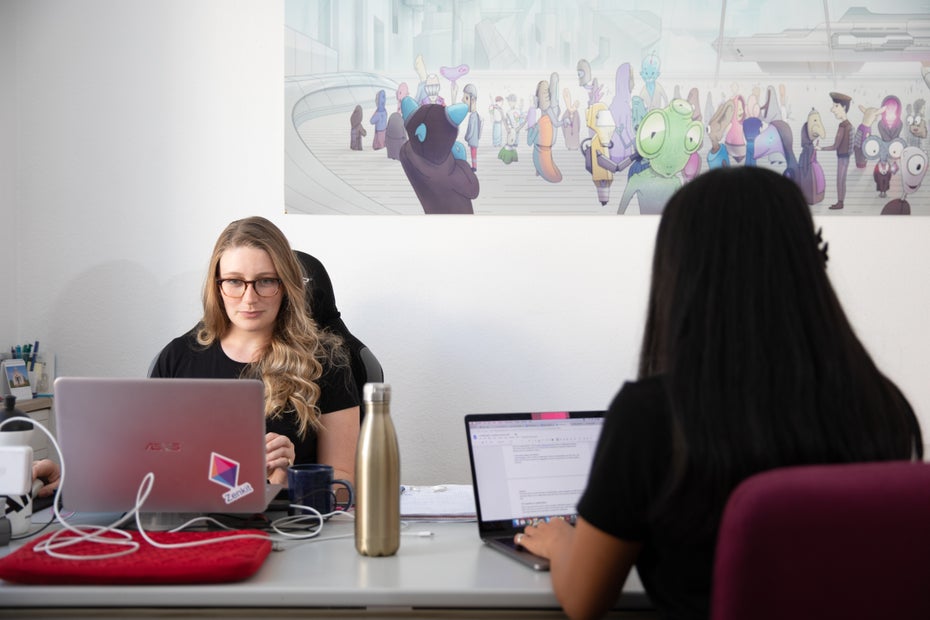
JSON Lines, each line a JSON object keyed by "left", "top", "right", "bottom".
{"left": 55, "top": 377, "right": 279, "bottom": 515}
{"left": 464, "top": 411, "right": 605, "bottom": 571}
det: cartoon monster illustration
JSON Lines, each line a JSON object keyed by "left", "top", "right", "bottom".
{"left": 384, "top": 110, "right": 407, "bottom": 160}
{"left": 878, "top": 95, "right": 904, "bottom": 142}
{"left": 462, "top": 83, "right": 481, "bottom": 171}
{"left": 546, "top": 72, "right": 563, "bottom": 147}
{"left": 853, "top": 103, "right": 886, "bottom": 169}
{"left": 561, "top": 89, "right": 581, "bottom": 151}
{"left": 724, "top": 95, "right": 747, "bottom": 163}
{"left": 499, "top": 93, "right": 524, "bottom": 164}
{"left": 370, "top": 90, "right": 388, "bottom": 150}
{"left": 797, "top": 108, "right": 827, "bottom": 205}
{"left": 349, "top": 105, "right": 366, "bottom": 151}
{"left": 703, "top": 92, "right": 716, "bottom": 128}
{"left": 745, "top": 84, "right": 762, "bottom": 119}
{"left": 686, "top": 88, "right": 702, "bottom": 123}
{"left": 395, "top": 82, "right": 409, "bottom": 113}
{"left": 440, "top": 64, "right": 469, "bottom": 104}
{"left": 818, "top": 92, "right": 853, "bottom": 210}
{"left": 638, "top": 53, "right": 668, "bottom": 111}
{"left": 681, "top": 87, "right": 704, "bottom": 182}
{"left": 608, "top": 63, "right": 635, "bottom": 163}
{"left": 398, "top": 97, "right": 479, "bottom": 214}
{"left": 881, "top": 146, "right": 926, "bottom": 215}
{"left": 906, "top": 99, "right": 927, "bottom": 149}
{"left": 706, "top": 100, "right": 734, "bottom": 170}
{"left": 420, "top": 73, "right": 445, "bottom": 106}
{"left": 580, "top": 102, "right": 633, "bottom": 206}
{"left": 753, "top": 120, "right": 799, "bottom": 179}
{"left": 778, "top": 83, "right": 792, "bottom": 120}
{"left": 527, "top": 80, "right": 562, "bottom": 183}
{"left": 863, "top": 133, "right": 907, "bottom": 198}
{"left": 742, "top": 117, "right": 762, "bottom": 167}
{"left": 631, "top": 96, "right": 647, "bottom": 133}
{"left": 617, "top": 99, "right": 703, "bottom": 215}
{"left": 577, "top": 58, "right": 603, "bottom": 105}
{"left": 489, "top": 96, "right": 504, "bottom": 148}
{"left": 758, "top": 85, "right": 782, "bottom": 123}
{"left": 413, "top": 54, "right": 429, "bottom": 102}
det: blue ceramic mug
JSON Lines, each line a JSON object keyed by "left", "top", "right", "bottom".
{"left": 286, "top": 464, "right": 353, "bottom": 517}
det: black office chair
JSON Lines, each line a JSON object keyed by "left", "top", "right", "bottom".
{"left": 294, "top": 251, "right": 383, "bottom": 415}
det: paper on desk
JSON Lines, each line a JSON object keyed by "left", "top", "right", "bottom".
{"left": 400, "top": 484, "right": 476, "bottom": 521}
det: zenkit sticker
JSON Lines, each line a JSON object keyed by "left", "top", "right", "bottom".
{"left": 209, "top": 451, "right": 254, "bottom": 504}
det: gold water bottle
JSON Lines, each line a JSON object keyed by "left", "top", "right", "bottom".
{"left": 355, "top": 383, "right": 400, "bottom": 556}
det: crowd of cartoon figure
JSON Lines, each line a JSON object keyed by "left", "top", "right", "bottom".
{"left": 348, "top": 53, "right": 928, "bottom": 215}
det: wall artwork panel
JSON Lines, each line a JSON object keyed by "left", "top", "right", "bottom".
{"left": 284, "top": 0, "right": 930, "bottom": 215}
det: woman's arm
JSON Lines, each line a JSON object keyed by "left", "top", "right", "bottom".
{"left": 317, "top": 406, "right": 360, "bottom": 485}
{"left": 517, "top": 517, "right": 641, "bottom": 620}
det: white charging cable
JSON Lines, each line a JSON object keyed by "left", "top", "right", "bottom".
{"left": 0, "top": 416, "right": 354, "bottom": 560}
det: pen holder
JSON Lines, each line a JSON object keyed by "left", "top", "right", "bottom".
{"left": 27, "top": 363, "right": 49, "bottom": 397}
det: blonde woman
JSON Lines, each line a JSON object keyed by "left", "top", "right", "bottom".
{"left": 152, "top": 217, "right": 359, "bottom": 487}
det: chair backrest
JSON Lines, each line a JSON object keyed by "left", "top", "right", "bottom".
{"left": 711, "top": 461, "right": 930, "bottom": 620}
{"left": 294, "top": 251, "right": 383, "bottom": 412}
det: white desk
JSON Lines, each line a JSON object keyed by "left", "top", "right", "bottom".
{"left": 0, "top": 516, "right": 653, "bottom": 618}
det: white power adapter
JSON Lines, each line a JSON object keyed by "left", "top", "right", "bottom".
{"left": 0, "top": 445, "right": 33, "bottom": 496}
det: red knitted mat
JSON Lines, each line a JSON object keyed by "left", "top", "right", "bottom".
{"left": 0, "top": 529, "right": 272, "bottom": 584}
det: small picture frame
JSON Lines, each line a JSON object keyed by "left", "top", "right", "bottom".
{"left": 1, "top": 358, "right": 33, "bottom": 401}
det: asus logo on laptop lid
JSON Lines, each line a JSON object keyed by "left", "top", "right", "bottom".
{"left": 144, "top": 442, "right": 182, "bottom": 452}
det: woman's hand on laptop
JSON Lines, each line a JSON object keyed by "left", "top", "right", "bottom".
{"left": 515, "top": 516, "right": 573, "bottom": 559}
{"left": 265, "top": 432, "right": 296, "bottom": 485}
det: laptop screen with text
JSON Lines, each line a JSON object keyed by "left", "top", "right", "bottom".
{"left": 465, "top": 411, "right": 604, "bottom": 532}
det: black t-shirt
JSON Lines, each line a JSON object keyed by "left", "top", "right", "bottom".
{"left": 151, "top": 330, "right": 358, "bottom": 465}
{"left": 578, "top": 376, "right": 712, "bottom": 620}
{"left": 579, "top": 375, "right": 922, "bottom": 620}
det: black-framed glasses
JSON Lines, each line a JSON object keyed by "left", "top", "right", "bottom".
{"left": 216, "top": 278, "right": 282, "bottom": 298}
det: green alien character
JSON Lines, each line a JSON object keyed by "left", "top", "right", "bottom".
{"left": 617, "top": 99, "right": 704, "bottom": 215}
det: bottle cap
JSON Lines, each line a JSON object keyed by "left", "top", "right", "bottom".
{"left": 1, "top": 395, "right": 33, "bottom": 432}
{"left": 363, "top": 383, "right": 391, "bottom": 403}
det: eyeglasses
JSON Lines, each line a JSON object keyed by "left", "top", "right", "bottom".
{"left": 216, "top": 278, "right": 282, "bottom": 298}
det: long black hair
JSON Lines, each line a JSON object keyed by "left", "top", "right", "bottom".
{"left": 639, "top": 167, "right": 922, "bottom": 536}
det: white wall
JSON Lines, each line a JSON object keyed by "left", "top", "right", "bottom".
{"left": 1, "top": 1, "right": 17, "bottom": 347}
{"left": 7, "top": 1, "right": 930, "bottom": 484}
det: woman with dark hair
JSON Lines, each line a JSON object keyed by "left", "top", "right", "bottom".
{"left": 152, "top": 217, "right": 359, "bottom": 487}
{"left": 516, "top": 167, "right": 922, "bottom": 620}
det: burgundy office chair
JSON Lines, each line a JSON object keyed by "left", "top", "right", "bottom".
{"left": 711, "top": 461, "right": 930, "bottom": 620}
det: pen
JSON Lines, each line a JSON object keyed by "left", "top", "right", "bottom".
{"left": 30, "top": 341, "right": 39, "bottom": 371}
{"left": 15, "top": 345, "right": 21, "bottom": 359}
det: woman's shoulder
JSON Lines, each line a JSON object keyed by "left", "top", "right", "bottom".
{"left": 604, "top": 375, "right": 672, "bottom": 432}
{"left": 153, "top": 327, "right": 224, "bottom": 377}
{"left": 160, "top": 328, "right": 203, "bottom": 354}
{"left": 611, "top": 375, "right": 668, "bottom": 409}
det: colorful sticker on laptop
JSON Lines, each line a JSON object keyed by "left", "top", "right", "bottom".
{"left": 209, "top": 451, "right": 254, "bottom": 504}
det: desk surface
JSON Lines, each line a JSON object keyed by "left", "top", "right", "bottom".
{"left": 1, "top": 515, "right": 650, "bottom": 615}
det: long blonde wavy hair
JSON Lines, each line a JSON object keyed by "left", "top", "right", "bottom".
{"left": 196, "top": 216, "right": 347, "bottom": 438}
